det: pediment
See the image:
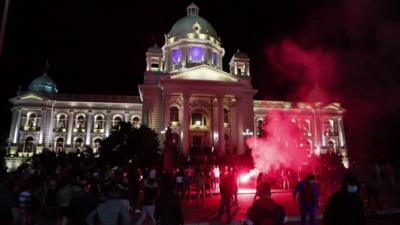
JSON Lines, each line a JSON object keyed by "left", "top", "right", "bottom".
{"left": 169, "top": 65, "right": 239, "bottom": 82}
{"left": 323, "top": 103, "right": 344, "bottom": 111}
{"left": 11, "top": 93, "right": 48, "bottom": 102}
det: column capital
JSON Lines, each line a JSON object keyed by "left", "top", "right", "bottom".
{"left": 69, "top": 109, "right": 75, "bottom": 114}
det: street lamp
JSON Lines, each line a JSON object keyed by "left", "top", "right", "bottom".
{"left": 242, "top": 128, "right": 254, "bottom": 137}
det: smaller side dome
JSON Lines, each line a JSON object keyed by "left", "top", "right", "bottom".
{"left": 29, "top": 74, "right": 58, "bottom": 93}
{"left": 232, "top": 49, "right": 248, "bottom": 58}
{"left": 147, "top": 44, "right": 162, "bottom": 54}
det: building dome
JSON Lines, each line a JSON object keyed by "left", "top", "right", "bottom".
{"left": 147, "top": 44, "right": 162, "bottom": 54}
{"left": 168, "top": 2, "right": 218, "bottom": 38}
{"left": 233, "top": 49, "right": 248, "bottom": 58}
{"left": 169, "top": 15, "right": 218, "bottom": 38}
{"left": 28, "top": 74, "right": 58, "bottom": 94}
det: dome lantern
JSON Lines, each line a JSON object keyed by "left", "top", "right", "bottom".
{"left": 186, "top": 2, "right": 199, "bottom": 16}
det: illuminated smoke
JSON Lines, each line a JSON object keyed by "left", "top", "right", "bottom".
{"left": 267, "top": 39, "right": 338, "bottom": 103}
{"left": 246, "top": 110, "right": 313, "bottom": 174}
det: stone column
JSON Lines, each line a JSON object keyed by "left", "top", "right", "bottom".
{"left": 182, "top": 93, "right": 190, "bottom": 155}
{"left": 338, "top": 118, "right": 346, "bottom": 147}
{"left": 163, "top": 91, "right": 170, "bottom": 128}
{"left": 312, "top": 110, "right": 322, "bottom": 155}
{"left": 39, "top": 108, "right": 46, "bottom": 144}
{"left": 66, "top": 110, "right": 74, "bottom": 145}
{"left": 105, "top": 111, "right": 112, "bottom": 137}
{"left": 86, "top": 111, "right": 93, "bottom": 145}
{"left": 124, "top": 111, "right": 130, "bottom": 122}
{"left": 230, "top": 98, "right": 238, "bottom": 154}
{"left": 46, "top": 108, "right": 55, "bottom": 148}
{"left": 12, "top": 107, "right": 22, "bottom": 144}
{"left": 236, "top": 97, "right": 244, "bottom": 154}
{"left": 217, "top": 95, "right": 225, "bottom": 156}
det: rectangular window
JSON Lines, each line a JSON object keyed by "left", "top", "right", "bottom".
{"left": 191, "top": 46, "right": 203, "bottom": 63}
{"left": 212, "top": 52, "right": 218, "bottom": 65}
{"left": 171, "top": 49, "right": 181, "bottom": 65}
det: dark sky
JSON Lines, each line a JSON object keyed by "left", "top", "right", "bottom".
{"left": 1, "top": 0, "right": 400, "bottom": 163}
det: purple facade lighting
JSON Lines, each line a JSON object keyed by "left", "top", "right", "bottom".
{"left": 212, "top": 52, "right": 218, "bottom": 65}
{"left": 191, "top": 46, "right": 203, "bottom": 63}
{"left": 172, "top": 49, "right": 181, "bottom": 64}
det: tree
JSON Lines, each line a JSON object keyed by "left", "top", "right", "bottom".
{"left": 98, "top": 122, "right": 161, "bottom": 168}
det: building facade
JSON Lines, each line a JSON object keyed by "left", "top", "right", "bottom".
{"left": 7, "top": 3, "right": 348, "bottom": 165}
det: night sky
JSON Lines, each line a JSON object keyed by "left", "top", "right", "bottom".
{"left": 1, "top": 0, "right": 400, "bottom": 163}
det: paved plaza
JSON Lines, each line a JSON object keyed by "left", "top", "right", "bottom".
{"left": 131, "top": 188, "right": 400, "bottom": 225}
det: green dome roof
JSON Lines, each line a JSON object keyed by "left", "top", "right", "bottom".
{"left": 169, "top": 15, "right": 218, "bottom": 38}
{"left": 29, "top": 74, "right": 58, "bottom": 93}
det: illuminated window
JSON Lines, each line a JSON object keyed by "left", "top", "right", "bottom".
{"left": 171, "top": 49, "right": 182, "bottom": 64}
{"left": 95, "top": 115, "right": 104, "bottom": 129}
{"left": 190, "top": 46, "right": 203, "bottom": 63}
{"left": 224, "top": 109, "right": 229, "bottom": 123}
{"left": 56, "top": 138, "right": 64, "bottom": 152}
{"left": 76, "top": 115, "right": 86, "bottom": 129}
{"left": 27, "top": 113, "right": 37, "bottom": 128}
{"left": 113, "top": 116, "right": 123, "bottom": 128}
{"left": 57, "top": 115, "right": 67, "bottom": 129}
{"left": 191, "top": 113, "right": 206, "bottom": 126}
{"left": 212, "top": 52, "right": 218, "bottom": 65}
{"left": 170, "top": 107, "right": 179, "bottom": 122}
{"left": 24, "top": 137, "right": 34, "bottom": 152}
{"left": 93, "top": 138, "right": 102, "bottom": 153}
{"left": 74, "top": 138, "right": 83, "bottom": 152}
{"left": 132, "top": 116, "right": 140, "bottom": 128}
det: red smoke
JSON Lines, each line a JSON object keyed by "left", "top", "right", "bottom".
{"left": 246, "top": 110, "right": 314, "bottom": 174}
{"left": 267, "top": 39, "right": 338, "bottom": 103}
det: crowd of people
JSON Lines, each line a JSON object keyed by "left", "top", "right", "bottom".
{"left": 0, "top": 149, "right": 398, "bottom": 225}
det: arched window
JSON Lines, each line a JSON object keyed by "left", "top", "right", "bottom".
{"left": 191, "top": 113, "right": 206, "bottom": 126}
{"left": 170, "top": 107, "right": 179, "bottom": 122}
{"left": 131, "top": 116, "right": 140, "bottom": 128}
{"left": 56, "top": 114, "right": 67, "bottom": 129}
{"left": 24, "top": 137, "right": 34, "bottom": 152}
{"left": 56, "top": 137, "right": 64, "bottom": 152}
{"left": 113, "top": 115, "right": 123, "bottom": 129}
{"left": 76, "top": 115, "right": 86, "bottom": 129}
{"left": 93, "top": 138, "right": 102, "bottom": 153}
{"left": 94, "top": 115, "right": 104, "bottom": 129}
{"left": 27, "top": 113, "right": 37, "bottom": 128}
{"left": 224, "top": 109, "right": 229, "bottom": 124}
{"left": 74, "top": 138, "right": 83, "bottom": 152}
{"left": 256, "top": 119, "right": 265, "bottom": 137}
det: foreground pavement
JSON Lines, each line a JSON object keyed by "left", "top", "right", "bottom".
{"left": 132, "top": 189, "right": 400, "bottom": 225}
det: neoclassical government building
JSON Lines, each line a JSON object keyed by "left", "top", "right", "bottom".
{"left": 7, "top": 3, "right": 348, "bottom": 165}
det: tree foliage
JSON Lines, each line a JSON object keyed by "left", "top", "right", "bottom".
{"left": 98, "top": 122, "right": 161, "bottom": 168}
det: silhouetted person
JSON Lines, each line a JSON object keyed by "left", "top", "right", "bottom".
{"left": 86, "top": 182, "right": 130, "bottom": 225}
{"left": 217, "top": 176, "right": 233, "bottom": 224}
{"left": 154, "top": 176, "right": 184, "bottom": 225}
{"left": 244, "top": 182, "right": 287, "bottom": 225}
{"left": 67, "top": 185, "right": 97, "bottom": 225}
{"left": 136, "top": 178, "right": 157, "bottom": 225}
{"left": 293, "top": 174, "right": 318, "bottom": 225}
{"left": 254, "top": 172, "right": 264, "bottom": 202}
{"left": 324, "top": 173, "right": 365, "bottom": 225}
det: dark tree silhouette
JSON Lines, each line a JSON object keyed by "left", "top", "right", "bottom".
{"left": 98, "top": 122, "right": 161, "bottom": 168}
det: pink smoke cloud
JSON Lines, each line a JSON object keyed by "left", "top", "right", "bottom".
{"left": 267, "top": 39, "right": 338, "bottom": 103}
{"left": 246, "top": 110, "right": 314, "bottom": 174}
